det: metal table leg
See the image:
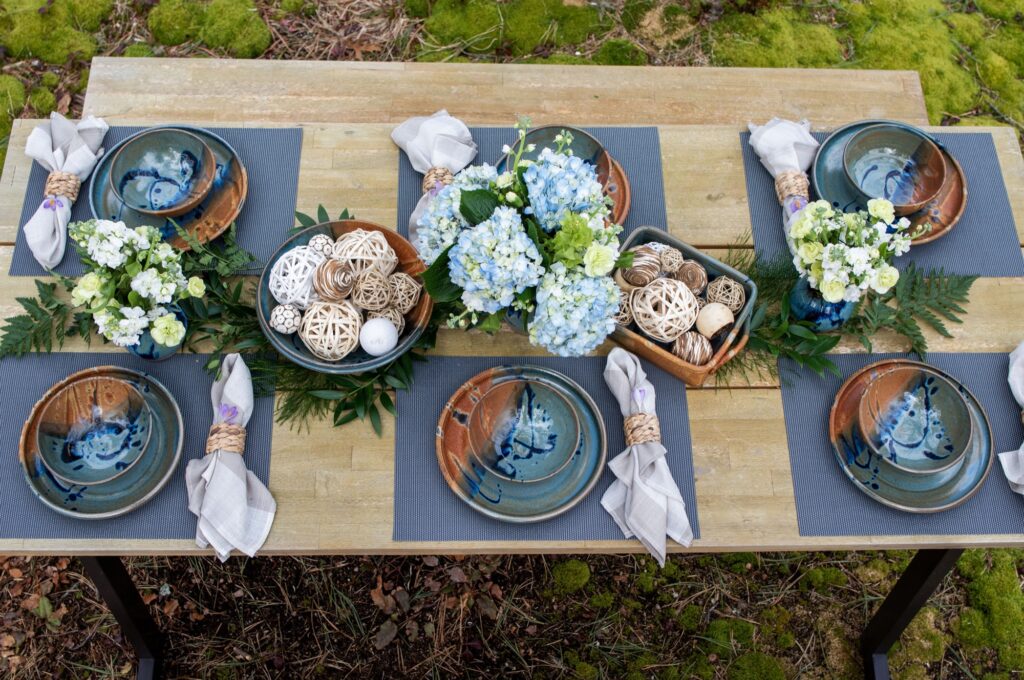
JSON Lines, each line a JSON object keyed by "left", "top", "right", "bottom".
{"left": 80, "top": 557, "right": 165, "bottom": 680}
{"left": 860, "top": 548, "right": 963, "bottom": 680}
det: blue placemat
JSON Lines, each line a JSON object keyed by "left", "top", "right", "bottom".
{"left": 0, "top": 353, "right": 274, "bottom": 540}
{"left": 393, "top": 355, "right": 699, "bottom": 542}
{"left": 397, "top": 127, "right": 668, "bottom": 239}
{"left": 11, "top": 126, "right": 303, "bottom": 277}
{"left": 779, "top": 353, "right": 1024, "bottom": 537}
{"left": 740, "top": 131, "right": 1024, "bottom": 277}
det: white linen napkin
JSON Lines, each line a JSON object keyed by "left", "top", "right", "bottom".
{"left": 185, "top": 354, "right": 276, "bottom": 560}
{"left": 391, "top": 110, "right": 477, "bottom": 245}
{"left": 601, "top": 348, "right": 693, "bottom": 565}
{"left": 998, "top": 341, "right": 1024, "bottom": 494}
{"left": 22, "top": 112, "right": 109, "bottom": 269}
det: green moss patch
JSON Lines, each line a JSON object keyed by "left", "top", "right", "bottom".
{"left": 955, "top": 550, "right": 1024, "bottom": 669}
{"left": 800, "top": 566, "right": 848, "bottom": 593}
{"left": 727, "top": 652, "right": 786, "bottom": 680}
{"left": 594, "top": 39, "right": 647, "bottom": 65}
{"left": 705, "top": 617, "right": 755, "bottom": 655}
{"left": 552, "top": 559, "right": 591, "bottom": 594}
{"left": 712, "top": 8, "right": 842, "bottom": 68}
{"left": 200, "top": 0, "right": 271, "bottom": 58}
{"left": 148, "top": 0, "right": 205, "bottom": 46}
{"left": 27, "top": 86, "right": 56, "bottom": 115}
{"left": 123, "top": 43, "right": 156, "bottom": 57}
{"left": 0, "top": 0, "right": 112, "bottom": 64}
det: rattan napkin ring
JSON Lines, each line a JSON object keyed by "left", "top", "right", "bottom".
{"left": 206, "top": 423, "right": 246, "bottom": 455}
{"left": 774, "top": 170, "right": 809, "bottom": 204}
{"left": 45, "top": 170, "right": 82, "bottom": 202}
{"left": 422, "top": 166, "right": 455, "bottom": 194}
{"left": 624, "top": 413, "right": 661, "bottom": 446}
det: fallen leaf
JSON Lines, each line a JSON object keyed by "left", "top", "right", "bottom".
{"left": 370, "top": 578, "right": 395, "bottom": 615}
{"left": 372, "top": 620, "right": 398, "bottom": 650}
{"left": 0, "top": 634, "right": 14, "bottom": 648}
{"left": 448, "top": 566, "right": 468, "bottom": 583}
{"left": 526, "top": 624, "right": 538, "bottom": 634}
{"left": 404, "top": 620, "right": 419, "bottom": 641}
{"left": 422, "top": 556, "right": 439, "bottom": 567}
{"left": 20, "top": 595, "right": 39, "bottom": 611}
{"left": 7, "top": 569, "right": 22, "bottom": 579}
{"left": 162, "top": 599, "right": 179, "bottom": 616}
{"left": 424, "top": 577, "right": 441, "bottom": 593}
{"left": 142, "top": 593, "right": 157, "bottom": 605}
{"left": 476, "top": 595, "right": 498, "bottom": 621}
{"left": 489, "top": 583, "right": 503, "bottom": 600}
{"left": 393, "top": 588, "right": 410, "bottom": 613}
{"left": 423, "top": 622, "right": 435, "bottom": 638}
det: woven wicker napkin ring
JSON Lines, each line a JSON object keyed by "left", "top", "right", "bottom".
{"left": 774, "top": 170, "right": 809, "bottom": 204}
{"left": 422, "top": 166, "right": 454, "bottom": 194}
{"left": 45, "top": 170, "right": 82, "bottom": 202}
{"left": 624, "top": 413, "right": 661, "bottom": 446}
{"left": 206, "top": 423, "right": 247, "bottom": 455}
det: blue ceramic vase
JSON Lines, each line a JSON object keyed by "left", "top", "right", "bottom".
{"left": 126, "top": 304, "right": 188, "bottom": 361}
{"left": 788, "top": 278, "right": 856, "bottom": 332}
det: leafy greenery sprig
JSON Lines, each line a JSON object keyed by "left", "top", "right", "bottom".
{"left": 0, "top": 278, "right": 91, "bottom": 357}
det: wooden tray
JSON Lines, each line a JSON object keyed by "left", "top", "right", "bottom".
{"left": 611, "top": 227, "right": 757, "bottom": 387}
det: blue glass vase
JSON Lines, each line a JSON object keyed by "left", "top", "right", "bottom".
{"left": 126, "top": 304, "right": 188, "bottom": 361}
{"left": 788, "top": 278, "right": 856, "bottom": 332}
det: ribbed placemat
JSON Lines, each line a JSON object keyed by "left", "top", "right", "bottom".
{"left": 397, "top": 127, "right": 668, "bottom": 239}
{"left": 11, "top": 126, "right": 303, "bottom": 276}
{"left": 393, "top": 355, "right": 699, "bottom": 542}
{"left": 0, "top": 353, "right": 274, "bottom": 539}
{"left": 740, "top": 131, "right": 1024, "bottom": 277}
{"left": 779, "top": 353, "right": 1024, "bottom": 536}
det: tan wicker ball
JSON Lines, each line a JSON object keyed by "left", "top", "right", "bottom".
{"left": 268, "top": 245, "right": 325, "bottom": 310}
{"left": 706, "top": 276, "right": 746, "bottom": 313}
{"left": 658, "top": 247, "right": 685, "bottom": 274}
{"left": 332, "top": 229, "right": 398, "bottom": 275}
{"left": 388, "top": 272, "right": 423, "bottom": 315}
{"left": 312, "top": 259, "right": 355, "bottom": 302}
{"left": 351, "top": 268, "right": 392, "bottom": 311}
{"left": 613, "top": 289, "right": 634, "bottom": 327}
{"left": 368, "top": 307, "right": 406, "bottom": 336}
{"left": 620, "top": 245, "right": 661, "bottom": 287}
{"left": 614, "top": 269, "right": 639, "bottom": 293}
{"left": 630, "top": 278, "right": 699, "bottom": 343}
{"left": 269, "top": 304, "right": 302, "bottom": 335}
{"left": 307, "top": 233, "right": 335, "bottom": 258}
{"left": 672, "top": 331, "right": 713, "bottom": 366}
{"left": 696, "top": 302, "right": 735, "bottom": 340}
{"left": 673, "top": 260, "right": 708, "bottom": 296}
{"left": 298, "top": 301, "right": 362, "bottom": 361}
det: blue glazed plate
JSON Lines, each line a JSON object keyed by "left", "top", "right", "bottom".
{"left": 19, "top": 367, "right": 184, "bottom": 520}
{"left": 829, "top": 359, "right": 993, "bottom": 513}
{"left": 436, "top": 365, "right": 607, "bottom": 523}
{"left": 89, "top": 125, "right": 248, "bottom": 250}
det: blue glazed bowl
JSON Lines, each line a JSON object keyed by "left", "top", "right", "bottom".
{"left": 109, "top": 128, "right": 217, "bottom": 218}
{"left": 36, "top": 376, "right": 152, "bottom": 486}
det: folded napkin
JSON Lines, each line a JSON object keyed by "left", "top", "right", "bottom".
{"left": 601, "top": 348, "right": 693, "bottom": 565}
{"left": 998, "top": 341, "right": 1024, "bottom": 494}
{"left": 391, "top": 110, "right": 477, "bottom": 247}
{"left": 185, "top": 354, "right": 275, "bottom": 560}
{"left": 748, "top": 118, "right": 819, "bottom": 254}
{"left": 22, "top": 112, "right": 109, "bottom": 269}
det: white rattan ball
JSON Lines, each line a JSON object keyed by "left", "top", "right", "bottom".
{"left": 351, "top": 268, "right": 392, "bottom": 311}
{"left": 269, "top": 304, "right": 302, "bottom": 335}
{"left": 269, "top": 245, "right": 325, "bottom": 309}
{"left": 332, "top": 229, "right": 398, "bottom": 275}
{"left": 630, "top": 278, "right": 699, "bottom": 343}
{"left": 388, "top": 272, "right": 423, "bottom": 315}
{"left": 613, "top": 289, "right": 634, "bottom": 326}
{"left": 298, "top": 301, "right": 362, "bottom": 361}
{"left": 706, "top": 276, "right": 746, "bottom": 313}
{"left": 307, "top": 233, "right": 336, "bottom": 258}
{"left": 368, "top": 307, "right": 406, "bottom": 336}
{"left": 658, "top": 247, "right": 686, "bottom": 274}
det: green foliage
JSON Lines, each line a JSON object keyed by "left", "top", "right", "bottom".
{"left": 0, "top": 74, "right": 26, "bottom": 150}
{"left": 40, "top": 72, "right": 59, "bottom": 89}
{"left": 459, "top": 188, "right": 499, "bottom": 225}
{"left": 527, "top": 53, "right": 592, "bottom": 65}
{"left": 955, "top": 550, "right": 1024, "bottom": 668}
{"left": 727, "top": 652, "right": 786, "bottom": 680}
{"left": 201, "top": 0, "right": 271, "bottom": 57}
{"left": 548, "top": 213, "right": 593, "bottom": 267}
{"left": 675, "top": 603, "right": 702, "bottom": 632}
{"left": 594, "top": 39, "right": 647, "bottom": 66}
{"left": 28, "top": 86, "right": 55, "bottom": 115}
{"left": 421, "top": 0, "right": 502, "bottom": 54}
{"left": 890, "top": 607, "right": 947, "bottom": 674}
{"left": 946, "top": 12, "right": 987, "bottom": 49}
{"left": 712, "top": 8, "right": 842, "bottom": 68}
{"left": 800, "top": 566, "right": 848, "bottom": 593}
{"left": 706, "top": 617, "right": 755, "bottom": 653}
{"left": 420, "top": 245, "right": 462, "bottom": 303}
{"left": 279, "top": 0, "right": 304, "bottom": 13}
{"left": 405, "top": 0, "right": 430, "bottom": 19}
{"left": 552, "top": 559, "right": 591, "bottom": 594}
{"left": 588, "top": 591, "right": 614, "bottom": 608}
{"left": 0, "top": 280, "right": 91, "bottom": 357}
{"left": 148, "top": 0, "right": 204, "bottom": 45}
{"left": 975, "top": 0, "right": 1024, "bottom": 21}
{"left": 0, "top": 0, "right": 107, "bottom": 63}
{"left": 622, "top": 0, "right": 654, "bottom": 32}
{"left": 123, "top": 43, "right": 156, "bottom": 57}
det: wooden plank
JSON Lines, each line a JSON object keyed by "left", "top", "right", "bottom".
{"left": 81, "top": 58, "right": 929, "bottom": 128}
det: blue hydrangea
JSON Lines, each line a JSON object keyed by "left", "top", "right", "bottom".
{"left": 448, "top": 206, "right": 544, "bottom": 314}
{"left": 522, "top": 149, "right": 607, "bottom": 233}
{"left": 414, "top": 164, "right": 498, "bottom": 264}
{"left": 529, "top": 262, "right": 620, "bottom": 357}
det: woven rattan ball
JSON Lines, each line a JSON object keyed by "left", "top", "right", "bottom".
{"left": 307, "top": 233, "right": 335, "bottom": 258}
{"left": 269, "top": 304, "right": 302, "bottom": 335}
{"left": 613, "top": 289, "right": 634, "bottom": 326}
{"left": 672, "top": 331, "right": 714, "bottom": 366}
{"left": 298, "top": 301, "right": 362, "bottom": 361}
{"left": 368, "top": 307, "right": 406, "bottom": 336}
{"left": 313, "top": 259, "right": 355, "bottom": 302}
{"left": 706, "top": 276, "right": 746, "bottom": 313}
{"left": 620, "top": 245, "right": 661, "bottom": 287}
{"left": 332, "top": 229, "right": 398, "bottom": 275}
{"left": 268, "top": 245, "right": 325, "bottom": 309}
{"left": 351, "top": 268, "right": 392, "bottom": 311}
{"left": 673, "top": 260, "right": 708, "bottom": 296}
{"left": 388, "top": 272, "right": 423, "bottom": 314}
{"left": 658, "top": 247, "right": 685, "bottom": 274}
{"left": 630, "top": 278, "right": 698, "bottom": 343}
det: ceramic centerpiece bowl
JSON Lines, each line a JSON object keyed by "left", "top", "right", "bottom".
{"left": 467, "top": 376, "right": 581, "bottom": 484}
{"left": 843, "top": 123, "right": 946, "bottom": 216}
{"left": 35, "top": 375, "right": 152, "bottom": 486}
{"left": 857, "top": 364, "right": 972, "bottom": 485}
{"left": 109, "top": 128, "right": 217, "bottom": 218}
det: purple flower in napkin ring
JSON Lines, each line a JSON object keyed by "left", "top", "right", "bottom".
{"left": 218, "top": 403, "right": 240, "bottom": 425}
{"left": 632, "top": 387, "right": 647, "bottom": 408}
{"left": 42, "top": 197, "right": 63, "bottom": 211}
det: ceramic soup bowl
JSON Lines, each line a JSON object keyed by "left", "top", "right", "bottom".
{"left": 843, "top": 123, "right": 946, "bottom": 215}
{"left": 35, "top": 376, "right": 152, "bottom": 486}
{"left": 467, "top": 377, "right": 581, "bottom": 483}
{"left": 857, "top": 364, "right": 972, "bottom": 479}
{"left": 109, "top": 128, "right": 216, "bottom": 217}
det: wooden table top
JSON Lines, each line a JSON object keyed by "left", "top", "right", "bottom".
{"left": 2, "top": 58, "right": 1022, "bottom": 556}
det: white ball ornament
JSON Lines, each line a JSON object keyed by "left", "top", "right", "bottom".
{"left": 298, "top": 301, "right": 362, "bottom": 361}
{"left": 695, "top": 302, "right": 735, "bottom": 340}
{"left": 269, "top": 304, "right": 302, "bottom": 334}
{"left": 333, "top": 229, "right": 398, "bottom": 275}
{"left": 307, "top": 233, "right": 335, "bottom": 258}
{"left": 269, "top": 245, "right": 325, "bottom": 309}
{"left": 359, "top": 317, "right": 399, "bottom": 357}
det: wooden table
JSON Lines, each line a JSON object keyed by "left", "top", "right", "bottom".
{"left": 2, "top": 59, "right": 1022, "bottom": 679}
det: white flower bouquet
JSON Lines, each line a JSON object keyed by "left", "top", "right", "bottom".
{"left": 67, "top": 219, "right": 206, "bottom": 349}
{"left": 788, "top": 198, "right": 912, "bottom": 304}
{"left": 417, "top": 118, "right": 627, "bottom": 357}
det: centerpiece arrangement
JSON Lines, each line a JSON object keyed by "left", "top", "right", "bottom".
{"left": 416, "top": 119, "right": 629, "bottom": 357}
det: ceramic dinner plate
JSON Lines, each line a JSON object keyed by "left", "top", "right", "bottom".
{"left": 828, "top": 359, "right": 993, "bottom": 513}
{"left": 89, "top": 125, "right": 248, "bottom": 250}
{"left": 811, "top": 119, "right": 967, "bottom": 245}
{"left": 436, "top": 366, "right": 606, "bottom": 523}
{"left": 19, "top": 367, "right": 184, "bottom": 520}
